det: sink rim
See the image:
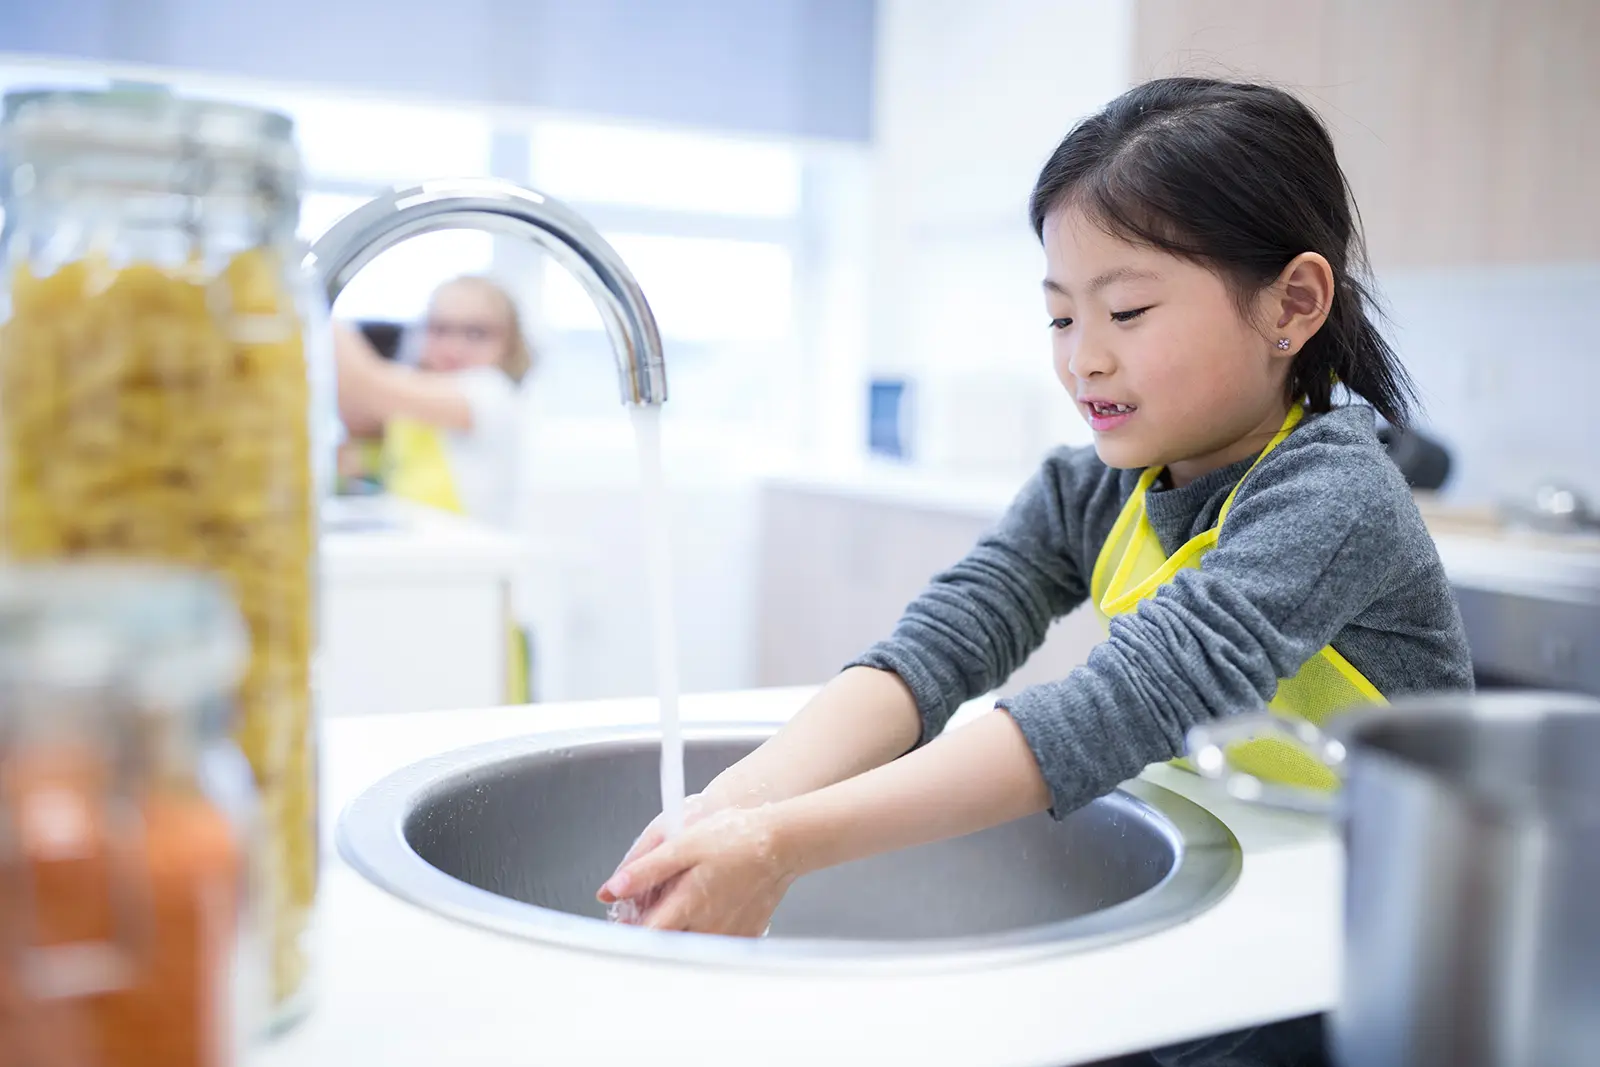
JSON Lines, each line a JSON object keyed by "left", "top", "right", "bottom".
{"left": 336, "top": 721, "right": 1242, "bottom": 973}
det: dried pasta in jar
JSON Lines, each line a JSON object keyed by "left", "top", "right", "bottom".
{"left": 0, "top": 250, "right": 316, "bottom": 1011}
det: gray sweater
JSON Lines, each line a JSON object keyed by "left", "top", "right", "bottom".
{"left": 852, "top": 405, "right": 1474, "bottom": 816}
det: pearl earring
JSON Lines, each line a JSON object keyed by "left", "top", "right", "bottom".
{"left": 1276, "top": 338, "right": 1292, "bottom": 351}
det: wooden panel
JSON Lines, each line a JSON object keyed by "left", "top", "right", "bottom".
{"left": 1132, "top": 0, "right": 1334, "bottom": 87}
{"left": 1479, "top": 0, "right": 1600, "bottom": 262}
{"left": 1131, "top": 0, "right": 1600, "bottom": 267}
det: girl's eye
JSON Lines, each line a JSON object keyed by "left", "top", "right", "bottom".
{"left": 1110, "top": 306, "right": 1152, "bottom": 323}
{"left": 1049, "top": 317, "right": 1074, "bottom": 330}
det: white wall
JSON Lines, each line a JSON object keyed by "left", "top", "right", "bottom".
{"left": 868, "top": 0, "right": 1134, "bottom": 476}
{"left": 1379, "top": 263, "right": 1600, "bottom": 507}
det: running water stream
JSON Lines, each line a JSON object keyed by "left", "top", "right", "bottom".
{"left": 628, "top": 404, "right": 686, "bottom": 837}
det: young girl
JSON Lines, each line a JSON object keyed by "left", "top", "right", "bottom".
{"left": 334, "top": 274, "right": 534, "bottom": 699}
{"left": 599, "top": 79, "right": 1474, "bottom": 1065}
{"left": 334, "top": 274, "right": 531, "bottom": 532}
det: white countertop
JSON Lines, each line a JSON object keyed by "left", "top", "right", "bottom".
{"left": 320, "top": 496, "right": 524, "bottom": 582}
{"left": 255, "top": 688, "right": 1341, "bottom": 1067}
{"left": 765, "top": 460, "right": 1026, "bottom": 519}
{"left": 763, "top": 465, "right": 1600, "bottom": 594}
{"left": 1429, "top": 533, "right": 1600, "bottom": 598}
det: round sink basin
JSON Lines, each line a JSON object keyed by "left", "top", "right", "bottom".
{"left": 337, "top": 723, "right": 1241, "bottom": 969}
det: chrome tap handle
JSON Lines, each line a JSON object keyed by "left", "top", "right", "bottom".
{"left": 304, "top": 177, "right": 667, "bottom": 406}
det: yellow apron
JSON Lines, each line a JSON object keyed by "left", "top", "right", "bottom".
{"left": 383, "top": 418, "right": 531, "bottom": 704}
{"left": 1089, "top": 405, "right": 1385, "bottom": 789}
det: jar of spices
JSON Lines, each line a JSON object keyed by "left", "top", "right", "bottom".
{"left": 0, "top": 87, "right": 327, "bottom": 1028}
{"left": 0, "top": 564, "right": 260, "bottom": 1067}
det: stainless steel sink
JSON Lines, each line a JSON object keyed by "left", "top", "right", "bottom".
{"left": 337, "top": 724, "right": 1242, "bottom": 969}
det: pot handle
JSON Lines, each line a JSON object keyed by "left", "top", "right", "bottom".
{"left": 1184, "top": 714, "right": 1347, "bottom": 815}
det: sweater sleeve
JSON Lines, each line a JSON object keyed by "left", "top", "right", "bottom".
{"left": 998, "top": 437, "right": 1408, "bottom": 816}
{"left": 849, "top": 448, "right": 1094, "bottom": 742}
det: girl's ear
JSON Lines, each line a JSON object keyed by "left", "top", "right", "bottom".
{"left": 1264, "top": 252, "right": 1335, "bottom": 357}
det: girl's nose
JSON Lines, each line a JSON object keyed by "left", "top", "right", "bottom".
{"left": 1068, "top": 338, "right": 1114, "bottom": 380}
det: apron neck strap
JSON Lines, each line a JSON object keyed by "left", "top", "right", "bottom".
{"left": 1216, "top": 403, "right": 1306, "bottom": 526}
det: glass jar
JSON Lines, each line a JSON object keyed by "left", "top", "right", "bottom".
{"left": 0, "top": 88, "right": 327, "bottom": 1028}
{"left": 0, "top": 564, "right": 259, "bottom": 1067}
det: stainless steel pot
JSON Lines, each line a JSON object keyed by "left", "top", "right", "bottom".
{"left": 1187, "top": 692, "right": 1600, "bottom": 1067}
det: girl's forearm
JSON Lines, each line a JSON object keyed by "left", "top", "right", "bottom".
{"left": 702, "top": 666, "right": 924, "bottom": 807}
{"left": 333, "top": 321, "right": 475, "bottom": 431}
{"left": 772, "top": 709, "right": 1050, "bottom": 876}
{"left": 369, "top": 365, "right": 475, "bottom": 430}
{"left": 332, "top": 322, "right": 385, "bottom": 432}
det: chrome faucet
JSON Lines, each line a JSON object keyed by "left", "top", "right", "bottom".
{"left": 303, "top": 177, "right": 667, "bottom": 405}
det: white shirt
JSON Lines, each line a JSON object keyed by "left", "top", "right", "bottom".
{"left": 445, "top": 367, "right": 523, "bottom": 532}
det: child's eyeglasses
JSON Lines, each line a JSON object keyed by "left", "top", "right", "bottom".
{"left": 425, "top": 320, "right": 500, "bottom": 344}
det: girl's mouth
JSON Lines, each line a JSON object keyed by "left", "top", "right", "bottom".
{"left": 1083, "top": 399, "right": 1137, "bottom": 431}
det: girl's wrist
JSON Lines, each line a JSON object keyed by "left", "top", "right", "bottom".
{"left": 766, "top": 794, "right": 831, "bottom": 880}
{"left": 702, "top": 769, "right": 778, "bottom": 811}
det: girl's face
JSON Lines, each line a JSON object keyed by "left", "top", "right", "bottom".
{"left": 1042, "top": 206, "right": 1293, "bottom": 486}
{"left": 418, "top": 282, "right": 511, "bottom": 374}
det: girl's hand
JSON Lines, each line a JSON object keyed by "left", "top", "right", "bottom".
{"left": 596, "top": 805, "right": 798, "bottom": 936}
{"left": 598, "top": 792, "right": 715, "bottom": 923}
{"left": 599, "top": 773, "right": 776, "bottom": 911}
{"left": 614, "top": 792, "right": 714, "bottom": 869}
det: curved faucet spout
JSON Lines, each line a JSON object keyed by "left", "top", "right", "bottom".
{"left": 304, "top": 177, "right": 667, "bottom": 405}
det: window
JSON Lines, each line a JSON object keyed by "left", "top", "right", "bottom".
{"left": 541, "top": 233, "right": 791, "bottom": 343}
{"left": 298, "top": 182, "right": 494, "bottom": 327}
{"left": 209, "top": 89, "right": 493, "bottom": 187}
{"left": 531, "top": 121, "right": 800, "bottom": 217}
{"left": 298, "top": 192, "right": 369, "bottom": 244}
{"left": 520, "top": 119, "right": 812, "bottom": 441}
{"left": 283, "top": 121, "right": 494, "bottom": 322}
{"left": 326, "top": 230, "right": 495, "bottom": 323}
{"left": 199, "top": 85, "right": 497, "bottom": 323}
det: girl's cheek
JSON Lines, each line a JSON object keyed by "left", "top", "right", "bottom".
{"left": 1124, "top": 332, "right": 1176, "bottom": 383}
{"left": 1051, "top": 346, "right": 1075, "bottom": 391}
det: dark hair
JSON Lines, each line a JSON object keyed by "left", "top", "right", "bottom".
{"left": 1028, "top": 77, "right": 1413, "bottom": 427}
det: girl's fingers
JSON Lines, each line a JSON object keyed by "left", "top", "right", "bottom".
{"left": 642, "top": 894, "right": 686, "bottom": 931}
{"left": 610, "top": 794, "right": 706, "bottom": 881}
{"left": 642, "top": 873, "right": 710, "bottom": 933}
{"left": 618, "top": 821, "right": 665, "bottom": 867}
{"left": 597, "top": 866, "right": 640, "bottom": 904}
{"left": 599, "top": 817, "right": 668, "bottom": 902}
{"left": 597, "top": 872, "right": 618, "bottom": 904}
{"left": 602, "top": 837, "right": 692, "bottom": 903}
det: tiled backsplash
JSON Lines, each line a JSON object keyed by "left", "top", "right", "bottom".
{"left": 1378, "top": 263, "right": 1600, "bottom": 507}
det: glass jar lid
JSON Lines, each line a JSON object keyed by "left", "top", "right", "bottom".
{"left": 2, "top": 87, "right": 297, "bottom": 172}
{"left": 1, "top": 87, "right": 302, "bottom": 216}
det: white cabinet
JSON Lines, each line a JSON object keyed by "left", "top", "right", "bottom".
{"left": 319, "top": 498, "right": 522, "bottom": 716}
{"left": 755, "top": 478, "right": 1102, "bottom": 695}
